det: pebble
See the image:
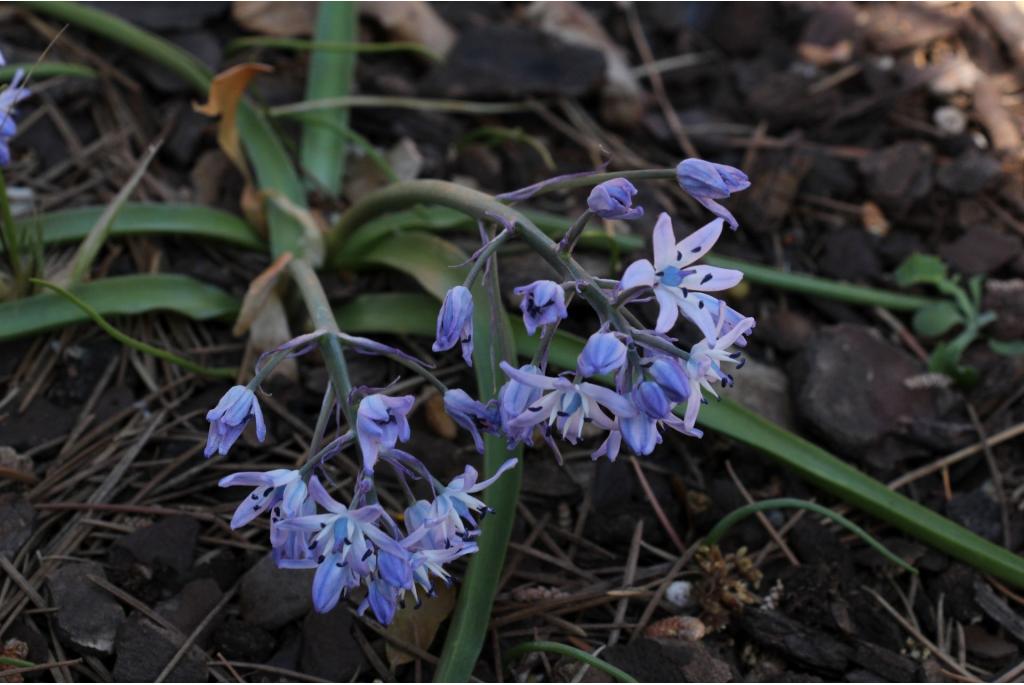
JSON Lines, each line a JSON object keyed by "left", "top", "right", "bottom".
{"left": 239, "top": 553, "right": 315, "bottom": 630}
{"left": 0, "top": 494, "right": 35, "bottom": 559}
{"left": 48, "top": 562, "right": 126, "bottom": 656}
{"left": 112, "top": 615, "right": 207, "bottom": 682}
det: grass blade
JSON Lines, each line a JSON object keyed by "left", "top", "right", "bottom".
{"left": 0, "top": 62, "right": 97, "bottom": 80}
{"left": 300, "top": 1, "right": 357, "bottom": 195}
{"left": 333, "top": 287, "right": 1024, "bottom": 589}
{"left": 226, "top": 36, "right": 440, "bottom": 61}
{"left": 9, "top": 203, "right": 263, "bottom": 251}
{"left": 0, "top": 274, "right": 238, "bottom": 342}
{"left": 503, "top": 641, "right": 638, "bottom": 683}
{"left": 31, "top": 279, "right": 236, "bottom": 378}
{"left": 704, "top": 498, "right": 916, "bottom": 573}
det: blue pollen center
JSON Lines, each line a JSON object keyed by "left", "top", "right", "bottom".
{"left": 561, "top": 391, "right": 582, "bottom": 416}
{"left": 660, "top": 266, "right": 685, "bottom": 287}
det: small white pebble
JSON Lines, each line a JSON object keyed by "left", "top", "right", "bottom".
{"left": 933, "top": 106, "right": 967, "bottom": 136}
{"left": 665, "top": 580, "right": 694, "bottom": 609}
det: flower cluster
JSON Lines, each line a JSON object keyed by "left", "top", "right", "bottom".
{"left": 432, "top": 158, "right": 755, "bottom": 462}
{"left": 0, "top": 51, "right": 31, "bottom": 167}
{"left": 204, "top": 331, "right": 516, "bottom": 625}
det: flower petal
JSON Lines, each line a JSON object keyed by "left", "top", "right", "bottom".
{"left": 674, "top": 218, "right": 724, "bottom": 266}
{"left": 651, "top": 213, "right": 676, "bottom": 270}
{"left": 620, "top": 259, "right": 656, "bottom": 290}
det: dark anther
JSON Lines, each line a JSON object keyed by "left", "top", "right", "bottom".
{"left": 676, "top": 250, "right": 682, "bottom": 260}
{"left": 362, "top": 548, "right": 373, "bottom": 561}
{"left": 692, "top": 246, "right": 701, "bottom": 253}
{"left": 698, "top": 300, "right": 704, "bottom": 309}
{"left": 556, "top": 411, "right": 570, "bottom": 418}
{"left": 317, "top": 554, "right": 325, "bottom": 564}
{"left": 701, "top": 273, "right": 713, "bottom": 285}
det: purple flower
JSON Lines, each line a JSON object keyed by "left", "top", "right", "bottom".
{"left": 218, "top": 468, "right": 301, "bottom": 530}
{"left": 430, "top": 459, "right": 518, "bottom": 542}
{"left": 500, "top": 362, "right": 636, "bottom": 445}
{"left": 676, "top": 158, "right": 750, "bottom": 230}
{"left": 498, "top": 364, "right": 544, "bottom": 446}
{"left": 619, "top": 213, "right": 743, "bottom": 337}
{"left": 432, "top": 286, "right": 474, "bottom": 366}
{"left": 577, "top": 332, "right": 628, "bottom": 378}
{"left": 356, "top": 394, "right": 414, "bottom": 474}
{"left": 681, "top": 308, "right": 757, "bottom": 431}
{"left": 514, "top": 280, "right": 568, "bottom": 336}
{"left": 587, "top": 178, "right": 643, "bottom": 221}
{"left": 620, "top": 412, "right": 661, "bottom": 456}
{"left": 443, "top": 389, "right": 500, "bottom": 453}
{"left": 0, "top": 62, "right": 30, "bottom": 168}
{"left": 204, "top": 385, "right": 266, "bottom": 457}
{"left": 647, "top": 357, "right": 690, "bottom": 403}
{"left": 633, "top": 381, "right": 669, "bottom": 419}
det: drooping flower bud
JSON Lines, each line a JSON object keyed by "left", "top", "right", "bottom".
{"left": 587, "top": 178, "right": 643, "bottom": 220}
{"left": 432, "top": 285, "right": 474, "bottom": 365}
{"left": 514, "top": 280, "right": 568, "bottom": 336}
{"left": 675, "top": 158, "right": 750, "bottom": 229}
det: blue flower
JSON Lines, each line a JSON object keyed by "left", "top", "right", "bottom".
{"left": 675, "top": 159, "right": 750, "bottom": 230}
{"left": 500, "top": 362, "right": 636, "bottom": 445}
{"left": 432, "top": 286, "right": 474, "bottom": 366}
{"left": 633, "top": 380, "right": 669, "bottom": 419}
{"left": 514, "top": 280, "right": 568, "bottom": 336}
{"left": 429, "top": 459, "right": 518, "bottom": 542}
{"left": 646, "top": 357, "right": 690, "bottom": 403}
{"left": 356, "top": 394, "right": 414, "bottom": 474}
{"left": 587, "top": 178, "right": 643, "bottom": 220}
{"left": 577, "top": 332, "right": 627, "bottom": 378}
{"left": 619, "top": 213, "right": 743, "bottom": 337}
{"left": 443, "top": 389, "right": 500, "bottom": 453}
{"left": 204, "top": 385, "right": 266, "bottom": 457}
{"left": 498, "top": 364, "right": 544, "bottom": 445}
{"left": 218, "top": 468, "right": 301, "bottom": 530}
{"left": 0, "top": 62, "right": 30, "bottom": 168}
{"left": 681, "top": 308, "right": 756, "bottom": 431}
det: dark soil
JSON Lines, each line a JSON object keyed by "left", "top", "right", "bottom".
{"left": 2, "top": 2, "right": 1024, "bottom": 682}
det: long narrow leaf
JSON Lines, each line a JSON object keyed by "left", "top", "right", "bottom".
{"left": 0, "top": 274, "right": 238, "bottom": 342}
{"left": 8, "top": 204, "right": 263, "bottom": 251}
{"left": 333, "top": 287, "right": 1024, "bottom": 589}
{"left": 300, "top": 1, "right": 357, "bottom": 194}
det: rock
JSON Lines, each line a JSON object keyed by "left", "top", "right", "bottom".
{"left": 724, "top": 358, "right": 796, "bottom": 430}
{"left": 939, "top": 226, "right": 1022, "bottom": 276}
{"left": 156, "top": 578, "right": 223, "bottom": 638}
{"left": 424, "top": 26, "right": 605, "bottom": 99}
{"left": 963, "top": 625, "right": 1018, "bottom": 665}
{"left": 213, "top": 617, "right": 277, "bottom": 662}
{"left": 110, "top": 515, "right": 199, "bottom": 580}
{"left": 521, "top": 457, "right": 583, "bottom": 500}
{"left": 798, "top": 3, "right": 858, "bottom": 67}
{"left": 113, "top": 615, "right": 207, "bottom": 682}
{"left": 946, "top": 486, "right": 1002, "bottom": 543}
{"left": 936, "top": 150, "right": 1003, "bottom": 195}
{"left": 819, "top": 228, "right": 883, "bottom": 282}
{"left": 0, "top": 494, "right": 34, "bottom": 558}
{"left": 738, "top": 609, "right": 851, "bottom": 672}
{"left": 48, "top": 562, "right": 125, "bottom": 656}
{"left": 859, "top": 142, "right": 934, "bottom": 215}
{"left": 789, "top": 324, "right": 939, "bottom": 460}
{"left": 603, "top": 638, "right": 733, "bottom": 682}
{"left": 240, "top": 553, "right": 314, "bottom": 630}
{"left": 299, "top": 609, "right": 364, "bottom": 681}
{"left": 0, "top": 396, "right": 76, "bottom": 451}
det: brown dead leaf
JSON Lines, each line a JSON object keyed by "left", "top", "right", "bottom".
{"left": 384, "top": 584, "right": 456, "bottom": 668}
{"left": 422, "top": 388, "right": 457, "bottom": 440}
{"left": 193, "top": 63, "right": 273, "bottom": 181}
{"left": 233, "top": 251, "right": 294, "bottom": 337}
{"left": 361, "top": 1, "right": 456, "bottom": 58}
{"left": 232, "top": 2, "right": 315, "bottom": 36}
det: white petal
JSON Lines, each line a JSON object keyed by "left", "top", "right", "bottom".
{"left": 651, "top": 212, "right": 676, "bottom": 270}
{"left": 654, "top": 287, "right": 680, "bottom": 333}
{"left": 674, "top": 218, "right": 724, "bottom": 266}
{"left": 620, "top": 259, "right": 655, "bottom": 290}
{"left": 680, "top": 265, "right": 743, "bottom": 292}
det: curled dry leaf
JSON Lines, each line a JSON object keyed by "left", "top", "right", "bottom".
{"left": 232, "top": 251, "right": 293, "bottom": 337}
{"left": 644, "top": 615, "right": 707, "bottom": 642}
{"left": 193, "top": 63, "right": 274, "bottom": 181}
{"left": 231, "top": 1, "right": 315, "bottom": 37}
{"left": 423, "top": 388, "right": 457, "bottom": 440}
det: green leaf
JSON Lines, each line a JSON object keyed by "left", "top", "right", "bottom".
{"left": 7, "top": 203, "right": 264, "bottom": 252}
{"left": 989, "top": 338, "right": 1024, "bottom": 356}
{"left": 0, "top": 62, "right": 97, "bottom": 81}
{"left": 894, "top": 252, "right": 948, "bottom": 288}
{"left": 0, "top": 274, "right": 238, "bottom": 342}
{"left": 504, "top": 642, "right": 637, "bottom": 683}
{"left": 300, "top": 1, "right": 358, "bottom": 195}
{"left": 334, "top": 288, "right": 1024, "bottom": 592}
{"left": 911, "top": 301, "right": 964, "bottom": 338}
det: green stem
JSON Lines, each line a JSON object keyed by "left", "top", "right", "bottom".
{"left": 558, "top": 209, "right": 594, "bottom": 253}
{"left": 0, "top": 166, "right": 25, "bottom": 294}
{"left": 503, "top": 641, "right": 638, "bottom": 683}
{"left": 31, "top": 278, "right": 236, "bottom": 378}
{"left": 0, "top": 656, "right": 34, "bottom": 668}
{"left": 227, "top": 36, "right": 440, "bottom": 61}
{"left": 288, "top": 259, "right": 355, "bottom": 427}
{"left": 0, "top": 62, "right": 97, "bottom": 81}
{"left": 704, "top": 497, "right": 917, "bottom": 574}
{"left": 462, "top": 228, "right": 513, "bottom": 289}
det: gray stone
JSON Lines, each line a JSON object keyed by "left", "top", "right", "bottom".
{"left": 113, "top": 615, "right": 207, "bottom": 682}
{"left": 110, "top": 515, "right": 198, "bottom": 579}
{"left": 240, "top": 553, "right": 314, "bottom": 630}
{"left": 859, "top": 141, "right": 934, "bottom": 215}
{"left": 0, "top": 493, "right": 35, "bottom": 558}
{"left": 940, "top": 226, "right": 1022, "bottom": 276}
{"left": 789, "top": 324, "right": 939, "bottom": 458}
{"left": 156, "top": 578, "right": 223, "bottom": 639}
{"left": 48, "top": 562, "right": 125, "bottom": 656}
{"left": 723, "top": 358, "right": 795, "bottom": 430}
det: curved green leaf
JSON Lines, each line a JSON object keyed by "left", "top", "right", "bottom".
{"left": 0, "top": 62, "right": 97, "bottom": 81}
{"left": 504, "top": 641, "right": 637, "bottom": 683}
{"left": 333, "top": 287, "right": 1024, "bottom": 589}
{"left": 0, "top": 274, "right": 238, "bottom": 342}
{"left": 8, "top": 203, "right": 264, "bottom": 252}
{"left": 912, "top": 301, "right": 964, "bottom": 338}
